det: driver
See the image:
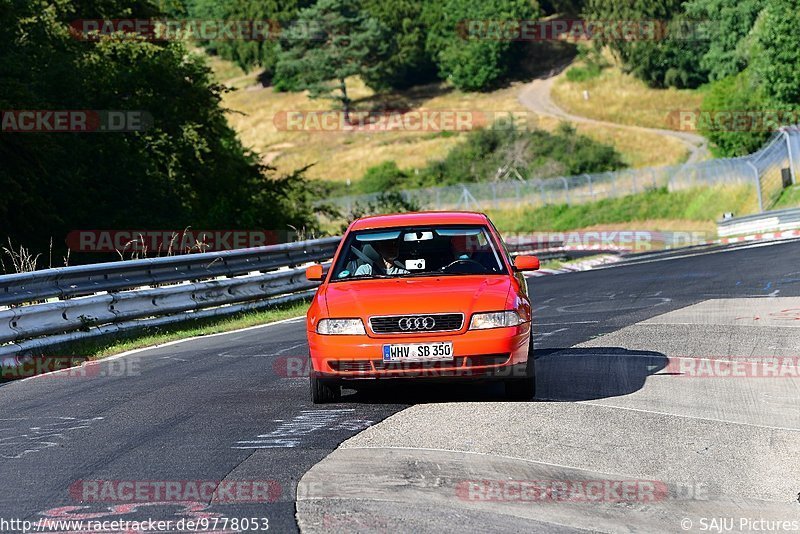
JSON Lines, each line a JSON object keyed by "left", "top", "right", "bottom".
{"left": 451, "top": 235, "right": 472, "bottom": 261}
{"left": 355, "top": 239, "right": 409, "bottom": 276}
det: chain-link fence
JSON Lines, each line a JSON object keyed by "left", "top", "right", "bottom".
{"left": 327, "top": 127, "right": 800, "bottom": 214}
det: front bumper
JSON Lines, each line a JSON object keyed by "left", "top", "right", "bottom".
{"left": 308, "top": 323, "right": 531, "bottom": 380}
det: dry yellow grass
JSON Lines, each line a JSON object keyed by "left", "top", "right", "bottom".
{"left": 202, "top": 52, "right": 692, "bottom": 182}
{"left": 551, "top": 64, "right": 704, "bottom": 131}
{"left": 202, "top": 51, "right": 249, "bottom": 89}
{"left": 218, "top": 67, "right": 531, "bottom": 182}
{"left": 536, "top": 115, "right": 688, "bottom": 167}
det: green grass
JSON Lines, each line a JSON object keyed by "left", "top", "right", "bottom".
{"left": 773, "top": 184, "right": 800, "bottom": 209}
{"left": 565, "top": 64, "right": 604, "bottom": 83}
{"left": 487, "top": 184, "right": 757, "bottom": 232}
{"left": 26, "top": 300, "right": 309, "bottom": 364}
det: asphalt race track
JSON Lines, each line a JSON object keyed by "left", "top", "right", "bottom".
{"left": 1, "top": 239, "right": 799, "bottom": 533}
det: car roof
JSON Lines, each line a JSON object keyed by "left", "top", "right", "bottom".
{"left": 349, "top": 211, "right": 490, "bottom": 231}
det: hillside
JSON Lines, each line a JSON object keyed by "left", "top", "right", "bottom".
{"left": 207, "top": 54, "right": 693, "bottom": 183}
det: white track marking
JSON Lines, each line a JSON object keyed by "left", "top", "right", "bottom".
{"left": 535, "top": 321, "right": 600, "bottom": 326}
{"left": 233, "top": 409, "right": 373, "bottom": 449}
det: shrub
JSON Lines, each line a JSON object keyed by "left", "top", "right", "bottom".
{"left": 359, "top": 161, "right": 411, "bottom": 193}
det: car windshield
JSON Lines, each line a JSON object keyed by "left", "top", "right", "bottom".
{"left": 331, "top": 225, "right": 506, "bottom": 280}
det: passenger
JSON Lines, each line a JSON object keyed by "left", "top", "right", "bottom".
{"left": 355, "top": 240, "right": 409, "bottom": 276}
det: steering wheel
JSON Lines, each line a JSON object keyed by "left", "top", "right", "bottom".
{"left": 440, "top": 258, "right": 488, "bottom": 274}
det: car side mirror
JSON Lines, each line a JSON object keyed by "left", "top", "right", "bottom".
{"left": 513, "top": 255, "right": 540, "bottom": 272}
{"left": 305, "top": 264, "right": 324, "bottom": 281}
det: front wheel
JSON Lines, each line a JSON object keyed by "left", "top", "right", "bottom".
{"left": 504, "top": 376, "right": 535, "bottom": 400}
{"left": 504, "top": 334, "right": 536, "bottom": 400}
{"left": 310, "top": 376, "right": 341, "bottom": 404}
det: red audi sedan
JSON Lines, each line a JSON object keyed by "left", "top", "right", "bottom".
{"left": 304, "top": 211, "right": 539, "bottom": 403}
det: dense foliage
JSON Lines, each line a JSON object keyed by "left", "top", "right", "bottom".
{"left": 273, "top": 0, "right": 390, "bottom": 117}
{"left": 422, "top": 0, "right": 538, "bottom": 91}
{"left": 581, "top": 0, "right": 800, "bottom": 154}
{"left": 187, "top": 0, "right": 544, "bottom": 92}
{"left": 582, "top": 0, "right": 709, "bottom": 88}
{"left": 183, "top": 0, "right": 311, "bottom": 82}
{"left": 0, "top": 0, "right": 320, "bottom": 263}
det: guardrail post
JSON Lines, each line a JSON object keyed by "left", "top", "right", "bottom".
{"left": 746, "top": 161, "right": 764, "bottom": 212}
{"left": 584, "top": 174, "right": 594, "bottom": 200}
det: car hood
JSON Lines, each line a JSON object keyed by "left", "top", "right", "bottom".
{"left": 321, "top": 276, "right": 512, "bottom": 319}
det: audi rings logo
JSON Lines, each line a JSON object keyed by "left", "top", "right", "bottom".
{"left": 398, "top": 316, "right": 436, "bottom": 331}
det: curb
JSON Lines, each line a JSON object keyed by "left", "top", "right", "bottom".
{"left": 526, "top": 254, "right": 621, "bottom": 277}
{"left": 714, "top": 229, "right": 800, "bottom": 245}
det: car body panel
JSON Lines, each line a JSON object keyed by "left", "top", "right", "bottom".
{"left": 305, "top": 211, "right": 534, "bottom": 383}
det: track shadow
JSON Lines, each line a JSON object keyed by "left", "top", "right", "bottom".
{"left": 337, "top": 347, "right": 667, "bottom": 404}
{"left": 534, "top": 347, "right": 668, "bottom": 402}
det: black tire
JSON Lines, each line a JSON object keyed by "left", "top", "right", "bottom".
{"left": 504, "top": 334, "right": 536, "bottom": 400}
{"left": 504, "top": 376, "right": 535, "bottom": 400}
{"left": 310, "top": 376, "right": 341, "bottom": 404}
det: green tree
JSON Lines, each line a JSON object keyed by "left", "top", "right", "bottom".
{"left": 684, "top": 0, "right": 765, "bottom": 81}
{"left": 749, "top": 0, "right": 800, "bottom": 105}
{"left": 186, "top": 0, "right": 311, "bottom": 82}
{"left": 274, "top": 0, "right": 390, "bottom": 120}
{"left": 0, "top": 0, "right": 320, "bottom": 262}
{"left": 423, "top": 0, "right": 538, "bottom": 91}
{"left": 697, "top": 0, "right": 800, "bottom": 157}
{"left": 582, "top": 0, "right": 709, "bottom": 88}
{"left": 698, "top": 70, "right": 771, "bottom": 156}
{"left": 361, "top": 0, "right": 438, "bottom": 89}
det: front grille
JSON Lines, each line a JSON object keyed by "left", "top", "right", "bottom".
{"left": 369, "top": 313, "right": 464, "bottom": 334}
{"left": 328, "top": 360, "right": 373, "bottom": 372}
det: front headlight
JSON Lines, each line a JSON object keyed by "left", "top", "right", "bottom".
{"left": 317, "top": 318, "right": 366, "bottom": 335}
{"left": 469, "top": 311, "right": 523, "bottom": 330}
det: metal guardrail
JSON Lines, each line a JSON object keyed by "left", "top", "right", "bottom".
{"left": 0, "top": 234, "right": 612, "bottom": 362}
{"left": 0, "top": 238, "right": 341, "bottom": 360}
{"left": 0, "top": 238, "right": 340, "bottom": 306}
{"left": 717, "top": 207, "right": 800, "bottom": 237}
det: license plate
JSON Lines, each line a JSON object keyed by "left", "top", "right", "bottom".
{"left": 382, "top": 342, "right": 453, "bottom": 362}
